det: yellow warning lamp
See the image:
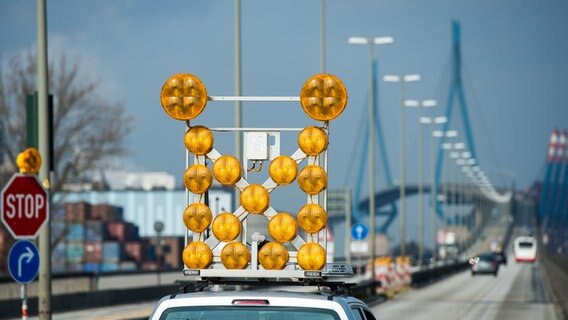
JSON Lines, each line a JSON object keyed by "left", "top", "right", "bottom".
{"left": 184, "top": 164, "right": 213, "bottom": 194}
{"left": 268, "top": 156, "right": 298, "bottom": 186}
{"left": 16, "top": 148, "right": 42, "bottom": 174}
{"left": 212, "top": 212, "right": 241, "bottom": 242}
{"left": 297, "top": 242, "right": 326, "bottom": 270}
{"left": 183, "top": 203, "right": 212, "bottom": 233}
{"left": 182, "top": 241, "right": 213, "bottom": 269}
{"left": 160, "top": 73, "right": 208, "bottom": 121}
{"left": 220, "top": 242, "right": 250, "bottom": 269}
{"left": 213, "top": 155, "right": 242, "bottom": 185}
{"left": 240, "top": 184, "right": 270, "bottom": 214}
{"left": 268, "top": 213, "right": 298, "bottom": 243}
{"left": 297, "top": 165, "right": 328, "bottom": 195}
{"left": 298, "top": 126, "right": 328, "bottom": 156}
{"left": 184, "top": 125, "right": 214, "bottom": 155}
{"left": 259, "top": 242, "right": 289, "bottom": 270}
{"left": 300, "top": 74, "right": 348, "bottom": 121}
{"left": 297, "top": 204, "right": 327, "bottom": 233}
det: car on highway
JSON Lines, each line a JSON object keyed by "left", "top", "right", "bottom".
{"left": 149, "top": 285, "right": 377, "bottom": 320}
{"left": 513, "top": 236, "right": 537, "bottom": 263}
{"left": 470, "top": 252, "right": 499, "bottom": 276}
{"left": 492, "top": 251, "right": 507, "bottom": 265}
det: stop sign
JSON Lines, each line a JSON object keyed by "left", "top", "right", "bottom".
{"left": 1, "top": 174, "right": 49, "bottom": 239}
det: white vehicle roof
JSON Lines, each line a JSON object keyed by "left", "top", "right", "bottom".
{"left": 149, "top": 289, "right": 368, "bottom": 320}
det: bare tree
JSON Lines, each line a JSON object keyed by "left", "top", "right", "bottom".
{"left": 0, "top": 50, "right": 131, "bottom": 191}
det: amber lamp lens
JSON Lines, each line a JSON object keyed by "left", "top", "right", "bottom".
{"left": 184, "top": 164, "right": 213, "bottom": 194}
{"left": 297, "top": 165, "right": 328, "bottom": 195}
{"left": 160, "top": 73, "right": 208, "bottom": 121}
{"left": 297, "top": 204, "right": 327, "bottom": 233}
{"left": 300, "top": 73, "right": 348, "bottom": 121}
{"left": 212, "top": 212, "right": 241, "bottom": 242}
{"left": 220, "top": 242, "right": 250, "bottom": 269}
{"left": 298, "top": 126, "right": 328, "bottom": 156}
{"left": 183, "top": 203, "right": 212, "bottom": 233}
{"left": 16, "top": 147, "right": 42, "bottom": 174}
{"left": 240, "top": 184, "right": 270, "bottom": 214}
{"left": 213, "top": 155, "right": 242, "bottom": 185}
{"left": 269, "top": 156, "right": 298, "bottom": 186}
{"left": 259, "top": 242, "right": 289, "bottom": 270}
{"left": 297, "top": 242, "right": 326, "bottom": 271}
{"left": 182, "top": 242, "right": 213, "bottom": 269}
{"left": 184, "top": 125, "right": 214, "bottom": 155}
{"left": 268, "top": 213, "right": 298, "bottom": 243}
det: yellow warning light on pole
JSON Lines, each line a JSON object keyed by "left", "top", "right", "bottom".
{"left": 300, "top": 73, "right": 348, "bottom": 121}
{"left": 259, "top": 242, "right": 289, "bottom": 270}
{"left": 297, "top": 165, "right": 328, "bottom": 195}
{"left": 240, "top": 184, "right": 270, "bottom": 214}
{"left": 16, "top": 147, "right": 42, "bottom": 174}
{"left": 268, "top": 156, "right": 298, "bottom": 186}
{"left": 268, "top": 213, "right": 298, "bottom": 243}
{"left": 213, "top": 155, "right": 242, "bottom": 185}
{"left": 297, "top": 203, "right": 327, "bottom": 233}
{"left": 183, "top": 203, "right": 212, "bottom": 233}
{"left": 184, "top": 125, "right": 214, "bottom": 155}
{"left": 212, "top": 212, "right": 241, "bottom": 242}
{"left": 220, "top": 242, "right": 250, "bottom": 269}
{"left": 297, "top": 243, "right": 326, "bottom": 270}
{"left": 298, "top": 126, "right": 328, "bottom": 156}
{"left": 184, "top": 164, "right": 213, "bottom": 194}
{"left": 183, "top": 242, "right": 213, "bottom": 269}
{"left": 160, "top": 73, "right": 208, "bottom": 121}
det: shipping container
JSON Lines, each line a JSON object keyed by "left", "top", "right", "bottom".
{"left": 107, "top": 221, "right": 136, "bottom": 241}
{"left": 66, "top": 223, "right": 85, "bottom": 240}
{"left": 102, "top": 241, "right": 125, "bottom": 262}
{"left": 84, "top": 241, "right": 103, "bottom": 263}
{"left": 119, "top": 261, "right": 138, "bottom": 271}
{"left": 51, "top": 222, "right": 66, "bottom": 243}
{"left": 51, "top": 203, "right": 66, "bottom": 222}
{"left": 124, "top": 241, "right": 146, "bottom": 262}
{"left": 91, "top": 204, "right": 123, "bottom": 222}
{"left": 101, "top": 262, "right": 119, "bottom": 272}
{"left": 84, "top": 263, "right": 101, "bottom": 273}
{"left": 85, "top": 221, "right": 109, "bottom": 242}
{"left": 65, "top": 201, "right": 91, "bottom": 222}
{"left": 66, "top": 240, "right": 84, "bottom": 262}
{"left": 52, "top": 260, "right": 67, "bottom": 273}
{"left": 67, "top": 262, "right": 84, "bottom": 272}
{"left": 52, "top": 241, "right": 66, "bottom": 261}
{"left": 141, "top": 261, "right": 158, "bottom": 270}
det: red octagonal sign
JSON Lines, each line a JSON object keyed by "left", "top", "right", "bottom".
{"left": 1, "top": 174, "right": 49, "bottom": 239}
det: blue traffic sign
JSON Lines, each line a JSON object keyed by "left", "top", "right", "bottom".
{"left": 351, "top": 223, "right": 369, "bottom": 241}
{"left": 8, "top": 240, "right": 39, "bottom": 284}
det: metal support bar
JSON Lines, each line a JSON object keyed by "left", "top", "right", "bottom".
{"left": 209, "top": 96, "right": 300, "bottom": 102}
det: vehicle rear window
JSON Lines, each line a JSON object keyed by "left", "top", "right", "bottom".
{"left": 159, "top": 306, "right": 340, "bottom": 320}
{"left": 519, "top": 242, "right": 534, "bottom": 248}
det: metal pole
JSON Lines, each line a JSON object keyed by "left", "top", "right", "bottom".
{"left": 37, "top": 0, "right": 51, "bottom": 318}
{"left": 345, "top": 190, "right": 352, "bottom": 264}
{"left": 367, "top": 43, "right": 376, "bottom": 281}
{"left": 21, "top": 284, "right": 28, "bottom": 320}
{"left": 418, "top": 105, "right": 425, "bottom": 266}
{"left": 320, "top": 0, "right": 326, "bottom": 73}
{"left": 234, "top": 0, "right": 242, "bottom": 211}
{"left": 399, "top": 81, "right": 406, "bottom": 256}
{"left": 430, "top": 133, "right": 437, "bottom": 262}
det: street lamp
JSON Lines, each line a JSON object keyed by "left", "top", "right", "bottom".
{"left": 384, "top": 73, "right": 421, "bottom": 256}
{"left": 348, "top": 35, "right": 393, "bottom": 279}
{"left": 405, "top": 99, "right": 438, "bottom": 266}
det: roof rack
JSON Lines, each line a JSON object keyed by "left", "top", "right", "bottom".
{"left": 175, "top": 278, "right": 355, "bottom": 297}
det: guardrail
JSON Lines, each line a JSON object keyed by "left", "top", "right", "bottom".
{"left": 0, "top": 261, "right": 469, "bottom": 319}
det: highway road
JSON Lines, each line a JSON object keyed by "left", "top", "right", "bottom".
{"left": 372, "top": 254, "right": 560, "bottom": 320}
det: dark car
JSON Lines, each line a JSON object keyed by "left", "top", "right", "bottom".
{"left": 493, "top": 251, "right": 507, "bottom": 265}
{"left": 470, "top": 253, "right": 499, "bottom": 276}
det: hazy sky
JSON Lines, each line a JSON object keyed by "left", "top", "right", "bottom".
{"left": 2, "top": 1, "right": 567, "bottom": 244}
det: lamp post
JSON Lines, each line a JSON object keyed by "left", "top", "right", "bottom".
{"left": 384, "top": 74, "right": 421, "bottom": 256}
{"left": 406, "top": 100, "right": 437, "bottom": 265}
{"left": 348, "top": 36, "right": 393, "bottom": 279}
{"left": 451, "top": 142, "right": 465, "bottom": 254}
{"left": 154, "top": 221, "right": 164, "bottom": 286}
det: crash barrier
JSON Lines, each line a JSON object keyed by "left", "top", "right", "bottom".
{"left": 410, "top": 260, "right": 470, "bottom": 287}
{"left": 0, "top": 261, "right": 469, "bottom": 319}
